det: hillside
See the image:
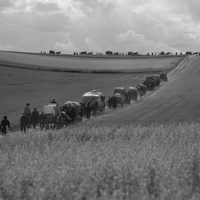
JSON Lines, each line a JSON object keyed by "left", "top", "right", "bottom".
{"left": 0, "top": 51, "right": 184, "bottom": 126}
{"left": 90, "top": 55, "right": 200, "bottom": 125}
{"left": 0, "top": 51, "right": 183, "bottom": 73}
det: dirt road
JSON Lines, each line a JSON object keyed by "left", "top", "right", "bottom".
{"left": 91, "top": 55, "right": 200, "bottom": 126}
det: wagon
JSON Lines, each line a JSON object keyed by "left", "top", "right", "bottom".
{"left": 61, "top": 101, "right": 82, "bottom": 121}
{"left": 113, "top": 87, "right": 126, "bottom": 97}
{"left": 136, "top": 83, "right": 147, "bottom": 96}
{"left": 127, "top": 87, "right": 138, "bottom": 101}
{"left": 82, "top": 90, "right": 105, "bottom": 115}
{"left": 160, "top": 73, "right": 168, "bottom": 81}
{"left": 113, "top": 92, "right": 125, "bottom": 107}
{"left": 41, "top": 103, "right": 59, "bottom": 129}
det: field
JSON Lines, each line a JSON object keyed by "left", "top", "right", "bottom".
{"left": 1, "top": 52, "right": 199, "bottom": 199}
{"left": 1, "top": 123, "right": 200, "bottom": 199}
{"left": 89, "top": 55, "right": 200, "bottom": 126}
{"left": 0, "top": 51, "right": 183, "bottom": 73}
{"left": 0, "top": 51, "right": 184, "bottom": 126}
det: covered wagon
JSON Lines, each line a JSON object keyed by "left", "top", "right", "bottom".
{"left": 41, "top": 103, "right": 59, "bottom": 129}
{"left": 127, "top": 86, "right": 138, "bottom": 101}
{"left": 113, "top": 87, "right": 126, "bottom": 97}
{"left": 160, "top": 73, "right": 168, "bottom": 81}
{"left": 82, "top": 90, "right": 105, "bottom": 115}
{"left": 61, "top": 101, "right": 82, "bottom": 122}
{"left": 113, "top": 92, "right": 125, "bottom": 107}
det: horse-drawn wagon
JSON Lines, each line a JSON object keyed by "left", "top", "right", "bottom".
{"left": 127, "top": 87, "right": 138, "bottom": 101}
{"left": 40, "top": 103, "right": 59, "bottom": 129}
{"left": 61, "top": 101, "right": 82, "bottom": 122}
{"left": 160, "top": 73, "right": 168, "bottom": 81}
{"left": 82, "top": 90, "right": 105, "bottom": 115}
{"left": 113, "top": 87, "right": 126, "bottom": 97}
{"left": 113, "top": 92, "right": 125, "bottom": 107}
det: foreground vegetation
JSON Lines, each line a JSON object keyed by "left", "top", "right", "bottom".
{"left": 1, "top": 123, "right": 200, "bottom": 199}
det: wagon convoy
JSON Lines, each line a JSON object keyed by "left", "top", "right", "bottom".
{"left": 18, "top": 73, "right": 167, "bottom": 131}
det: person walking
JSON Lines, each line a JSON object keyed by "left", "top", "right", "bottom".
{"left": 20, "top": 113, "right": 28, "bottom": 133}
{"left": 31, "top": 108, "right": 39, "bottom": 128}
{"left": 85, "top": 103, "right": 91, "bottom": 119}
{"left": 24, "top": 103, "right": 31, "bottom": 116}
{"left": 0, "top": 116, "right": 10, "bottom": 135}
{"left": 79, "top": 102, "right": 84, "bottom": 121}
{"left": 112, "top": 96, "right": 117, "bottom": 109}
{"left": 24, "top": 103, "right": 31, "bottom": 128}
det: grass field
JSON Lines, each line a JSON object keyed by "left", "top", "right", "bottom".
{"left": 0, "top": 52, "right": 184, "bottom": 126}
{"left": 0, "top": 51, "right": 184, "bottom": 73}
{"left": 1, "top": 123, "right": 200, "bottom": 199}
{"left": 0, "top": 66, "right": 145, "bottom": 125}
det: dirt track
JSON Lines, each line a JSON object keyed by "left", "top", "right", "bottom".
{"left": 90, "top": 55, "right": 200, "bottom": 126}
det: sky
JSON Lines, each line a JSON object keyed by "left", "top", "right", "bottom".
{"left": 0, "top": 0, "right": 200, "bottom": 54}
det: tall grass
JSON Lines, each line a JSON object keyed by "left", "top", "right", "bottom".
{"left": 1, "top": 123, "right": 200, "bottom": 199}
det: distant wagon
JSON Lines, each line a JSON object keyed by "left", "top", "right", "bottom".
{"left": 142, "top": 73, "right": 161, "bottom": 91}
{"left": 160, "top": 73, "right": 168, "bottom": 81}
{"left": 113, "top": 93, "right": 125, "bottom": 107}
{"left": 154, "top": 74, "right": 161, "bottom": 86}
{"left": 82, "top": 90, "right": 105, "bottom": 115}
{"left": 127, "top": 86, "right": 138, "bottom": 101}
{"left": 113, "top": 87, "right": 126, "bottom": 97}
{"left": 136, "top": 83, "right": 147, "bottom": 97}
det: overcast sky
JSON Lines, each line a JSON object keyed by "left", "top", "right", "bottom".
{"left": 0, "top": 0, "right": 200, "bottom": 53}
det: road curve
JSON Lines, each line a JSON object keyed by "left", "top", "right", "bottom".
{"left": 89, "top": 55, "right": 200, "bottom": 126}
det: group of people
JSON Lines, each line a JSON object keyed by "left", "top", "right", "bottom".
{"left": 0, "top": 91, "right": 136, "bottom": 135}
{"left": 20, "top": 103, "right": 40, "bottom": 132}
{"left": 0, "top": 103, "right": 41, "bottom": 134}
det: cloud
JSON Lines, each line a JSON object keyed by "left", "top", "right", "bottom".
{"left": 0, "top": 0, "right": 200, "bottom": 53}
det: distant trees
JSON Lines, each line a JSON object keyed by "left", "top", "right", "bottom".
{"left": 186, "top": 51, "right": 192, "bottom": 55}
{"left": 48, "top": 50, "right": 61, "bottom": 55}
{"left": 49, "top": 50, "right": 55, "bottom": 54}
{"left": 69, "top": 50, "right": 191, "bottom": 57}
{"left": 105, "top": 51, "right": 113, "bottom": 55}
{"left": 79, "top": 51, "right": 87, "bottom": 55}
{"left": 128, "top": 52, "right": 139, "bottom": 56}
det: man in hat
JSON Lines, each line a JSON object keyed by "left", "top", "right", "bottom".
{"left": 24, "top": 103, "right": 31, "bottom": 116}
{"left": 0, "top": 116, "right": 10, "bottom": 135}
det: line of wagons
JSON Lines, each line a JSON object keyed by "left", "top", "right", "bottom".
{"left": 38, "top": 73, "right": 167, "bottom": 129}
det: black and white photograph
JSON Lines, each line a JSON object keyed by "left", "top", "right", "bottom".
{"left": 0, "top": 0, "right": 200, "bottom": 199}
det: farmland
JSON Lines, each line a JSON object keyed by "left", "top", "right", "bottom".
{"left": 1, "top": 123, "right": 200, "bottom": 199}
{"left": 0, "top": 51, "right": 184, "bottom": 126}
{"left": 1, "top": 51, "right": 200, "bottom": 199}
{"left": 0, "top": 51, "right": 183, "bottom": 73}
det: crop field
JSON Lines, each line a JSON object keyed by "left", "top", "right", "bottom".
{"left": 1, "top": 52, "right": 198, "bottom": 199}
{"left": 1, "top": 123, "right": 200, "bottom": 199}
{"left": 0, "top": 51, "right": 183, "bottom": 72}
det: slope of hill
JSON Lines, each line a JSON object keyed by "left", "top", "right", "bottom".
{"left": 0, "top": 51, "right": 184, "bottom": 126}
{"left": 0, "top": 51, "right": 183, "bottom": 73}
{"left": 90, "top": 55, "right": 200, "bottom": 125}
